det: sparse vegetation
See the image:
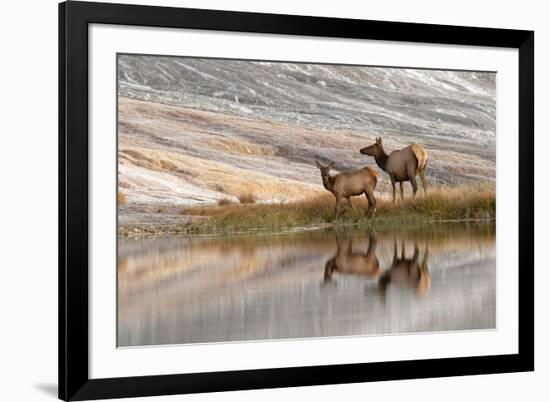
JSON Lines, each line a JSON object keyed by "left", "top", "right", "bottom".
{"left": 217, "top": 198, "right": 234, "bottom": 206}
{"left": 118, "top": 191, "right": 127, "bottom": 205}
{"left": 120, "top": 183, "right": 494, "bottom": 236}
{"left": 238, "top": 193, "right": 256, "bottom": 204}
{"left": 214, "top": 184, "right": 225, "bottom": 193}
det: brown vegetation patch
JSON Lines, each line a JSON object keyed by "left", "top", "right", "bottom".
{"left": 208, "top": 137, "right": 275, "bottom": 156}
{"left": 238, "top": 193, "right": 256, "bottom": 204}
{"left": 118, "top": 191, "right": 127, "bottom": 205}
{"left": 217, "top": 198, "right": 234, "bottom": 206}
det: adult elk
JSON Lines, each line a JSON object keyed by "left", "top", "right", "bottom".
{"left": 360, "top": 137, "right": 428, "bottom": 203}
{"left": 323, "top": 234, "right": 381, "bottom": 286}
{"left": 315, "top": 161, "right": 378, "bottom": 221}
{"left": 378, "top": 240, "right": 431, "bottom": 297}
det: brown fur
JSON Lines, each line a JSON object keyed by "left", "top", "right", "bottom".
{"left": 378, "top": 241, "right": 430, "bottom": 297}
{"left": 315, "top": 161, "right": 378, "bottom": 220}
{"left": 323, "top": 234, "right": 381, "bottom": 286}
{"left": 410, "top": 143, "right": 428, "bottom": 172}
{"left": 360, "top": 137, "right": 428, "bottom": 203}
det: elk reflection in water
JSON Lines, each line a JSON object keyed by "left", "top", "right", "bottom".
{"left": 118, "top": 223, "right": 495, "bottom": 347}
{"left": 322, "top": 234, "right": 381, "bottom": 286}
{"left": 321, "top": 235, "right": 430, "bottom": 298}
{"left": 378, "top": 240, "right": 430, "bottom": 297}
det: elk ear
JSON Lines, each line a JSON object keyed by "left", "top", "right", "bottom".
{"left": 376, "top": 137, "right": 382, "bottom": 144}
{"left": 328, "top": 162, "right": 335, "bottom": 169}
{"left": 315, "top": 160, "right": 322, "bottom": 168}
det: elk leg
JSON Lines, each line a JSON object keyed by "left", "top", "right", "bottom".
{"left": 323, "top": 258, "right": 336, "bottom": 284}
{"left": 399, "top": 182, "right": 404, "bottom": 201}
{"left": 410, "top": 245, "right": 420, "bottom": 278}
{"left": 378, "top": 270, "right": 391, "bottom": 295}
{"left": 408, "top": 169, "right": 418, "bottom": 197}
{"left": 419, "top": 169, "right": 428, "bottom": 195}
{"left": 390, "top": 177, "right": 396, "bottom": 203}
{"left": 417, "top": 247, "right": 431, "bottom": 296}
{"left": 422, "top": 247, "right": 429, "bottom": 272}
{"left": 367, "top": 234, "right": 377, "bottom": 256}
{"left": 392, "top": 238, "right": 398, "bottom": 268}
{"left": 334, "top": 195, "right": 341, "bottom": 221}
{"left": 365, "top": 190, "right": 376, "bottom": 218}
{"left": 346, "top": 197, "right": 355, "bottom": 211}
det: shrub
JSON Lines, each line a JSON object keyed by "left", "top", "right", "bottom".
{"left": 217, "top": 198, "right": 234, "bottom": 206}
{"left": 118, "top": 191, "right": 127, "bottom": 205}
{"left": 238, "top": 193, "right": 256, "bottom": 204}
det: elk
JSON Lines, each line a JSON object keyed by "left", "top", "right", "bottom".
{"left": 378, "top": 240, "right": 430, "bottom": 297}
{"left": 315, "top": 161, "right": 378, "bottom": 221}
{"left": 323, "top": 234, "right": 381, "bottom": 286}
{"left": 360, "top": 137, "right": 428, "bottom": 203}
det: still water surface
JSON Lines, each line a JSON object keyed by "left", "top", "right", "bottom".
{"left": 118, "top": 223, "right": 495, "bottom": 347}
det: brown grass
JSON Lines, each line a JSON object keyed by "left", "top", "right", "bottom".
{"left": 238, "top": 193, "right": 256, "bottom": 204}
{"left": 118, "top": 191, "right": 127, "bottom": 205}
{"left": 175, "top": 183, "right": 495, "bottom": 235}
{"left": 217, "top": 198, "right": 234, "bottom": 206}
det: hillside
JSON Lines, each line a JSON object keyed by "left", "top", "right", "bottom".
{"left": 117, "top": 55, "right": 496, "bottom": 207}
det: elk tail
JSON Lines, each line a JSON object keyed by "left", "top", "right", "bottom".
{"left": 410, "top": 143, "right": 428, "bottom": 171}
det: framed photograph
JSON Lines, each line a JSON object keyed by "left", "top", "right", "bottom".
{"left": 59, "top": 1, "right": 534, "bottom": 400}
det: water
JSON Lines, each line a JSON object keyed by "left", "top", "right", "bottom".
{"left": 117, "top": 223, "right": 495, "bottom": 347}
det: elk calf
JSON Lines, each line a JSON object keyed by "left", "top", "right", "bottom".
{"left": 315, "top": 161, "right": 378, "bottom": 220}
{"left": 323, "top": 234, "right": 381, "bottom": 286}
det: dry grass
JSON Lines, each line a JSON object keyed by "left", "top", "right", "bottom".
{"left": 238, "top": 193, "right": 256, "bottom": 204}
{"left": 176, "top": 183, "right": 495, "bottom": 235}
{"left": 118, "top": 191, "right": 127, "bottom": 205}
{"left": 217, "top": 198, "right": 234, "bottom": 206}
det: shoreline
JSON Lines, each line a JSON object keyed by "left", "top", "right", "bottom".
{"left": 119, "top": 217, "right": 495, "bottom": 239}
{"left": 118, "top": 185, "right": 495, "bottom": 238}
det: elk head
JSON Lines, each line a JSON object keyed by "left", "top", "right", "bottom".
{"left": 315, "top": 160, "right": 335, "bottom": 177}
{"left": 360, "top": 137, "right": 384, "bottom": 157}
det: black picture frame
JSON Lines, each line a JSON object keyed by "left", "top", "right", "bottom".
{"left": 59, "top": 1, "right": 534, "bottom": 400}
